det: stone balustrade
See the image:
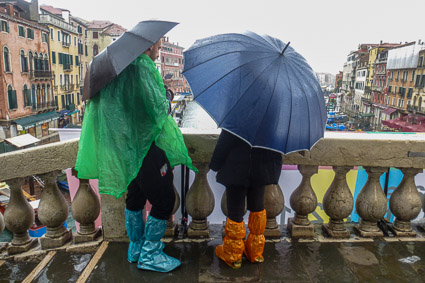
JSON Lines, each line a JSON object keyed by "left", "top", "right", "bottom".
{"left": 1, "top": 130, "right": 425, "bottom": 255}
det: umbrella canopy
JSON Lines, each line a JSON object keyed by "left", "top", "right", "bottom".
{"left": 83, "top": 20, "right": 178, "bottom": 100}
{"left": 182, "top": 32, "right": 327, "bottom": 154}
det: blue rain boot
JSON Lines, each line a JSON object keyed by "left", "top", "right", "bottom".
{"left": 137, "top": 215, "right": 181, "bottom": 272}
{"left": 125, "top": 209, "right": 145, "bottom": 263}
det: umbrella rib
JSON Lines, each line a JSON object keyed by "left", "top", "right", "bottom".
{"left": 287, "top": 57, "right": 327, "bottom": 128}
{"left": 183, "top": 49, "right": 276, "bottom": 73}
{"left": 186, "top": 36, "right": 276, "bottom": 53}
{"left": 194, "top": 53, "right": 278, "bottom": 99}
{"left": 282, "top": 62, "right": 293, "bottom": 153}
{"left": 252, "top": 56, "right": 283, "bottom": 145}
{"left": 217, "top": 56, "right": 279, "bottom": 127}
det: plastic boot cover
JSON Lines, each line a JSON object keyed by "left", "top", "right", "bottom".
{"left": 138, "top": 215, "right": 181, "bottom": 272}
{"left": 215, "top": 218, "right": 246, "bottom": 269}
{"left": 244, "top": 209, "right": 267, "bottom": 263}
{"left": 125, "top": 209, "right": 145, "bottom": 263}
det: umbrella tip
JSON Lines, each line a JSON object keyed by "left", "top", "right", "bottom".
{"left": 281, "top": 42, "right": 291, "bottom": 55}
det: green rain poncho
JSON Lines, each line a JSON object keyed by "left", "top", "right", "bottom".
{"left": 75, "top": 54, "right": 196, "bottom": 198}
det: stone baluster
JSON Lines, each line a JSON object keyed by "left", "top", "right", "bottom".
{"left": 354, "top": 167, "right": 387, "bottom": 237}
{"left": 322, "top": 166, "right": 354, "bottom": 238}
{"left": 288, "top": 165, "right": 318, "bottom": 238}
{"left": 164, "top": 184, "right": 180, "bottom": 237}
{"left": 4, "top": 177, "right": 37, "bottom": 254}
{"left": 71, "top": 178, "right": 102, "bottom": 243}
{"left": 38, "top": 171, "right": 72, "bottom": 249}
{"left": 186, "top": 163, "right": 215, "bottom": 238}
{"left": 389, "top": 168, "right": 423, "bottom": 237}
{"left": 264, "top": 184, "right": 284, "bottom": 238}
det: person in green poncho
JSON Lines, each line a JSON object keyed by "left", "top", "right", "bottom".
{"left": 75, "top": 39, "right": 196, "bottom": 273}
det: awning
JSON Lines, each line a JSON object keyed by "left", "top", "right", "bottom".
{"left": 383, "top": 108, "right": 397, "bottom": 115}
{"left": 14, "top": 111, "right": 61, "bottom": 131}
{"left": 359, "top": 113, "right": 375, "bottom": 118}
{"left": 67, "top": 110, "right": 79, "bottom": 115}
{"left": 60, "top": 110, "right": 70, "bottom": 116}
{"left": 5, "top": 134, "right": 40, "bottom": 148}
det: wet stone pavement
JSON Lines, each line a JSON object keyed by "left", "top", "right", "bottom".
{"left": 2, "top": 224, "right": 425, "bottom": 282}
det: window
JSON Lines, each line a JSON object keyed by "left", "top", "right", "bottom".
{"left": 23, "top": 85, "right": 31, "bottom": 107}
{"left": 52, "top": 51, "right": 56, "bottom": 64}
{"left": 0, "top": 20, "right": 9, "bottom": 33}
{"left": 388, "top": 86, "right": 392, "bottom": 93}
{"left": 74, "top": 37, "right": 77, "bottom": 46}
{"left": 61, "top": 95, "right": 65, "bottom": 108}
{"left": 50, "top": 28, "right": 54, "bottom": 40}
{"left": 93, "top": 32, "right": 98, "bottom": 39}
{"left": 29, "top": 51, "right": 33, "bottom": 71}
{"left": 77, "top": 92, "right": 80, "bottom": 105}
{"left": 419, "top": 57, "right": 424, "bottom": 67}
{"left": 18, "top": 25, "right": 25, "bottom": 37}
{"left": 27, "top": 28, "right": 34, "bottom": 39}
{"left": 93, "top": 45, "right": 99, "bottom": 56}
{"left": 58, "top": 31, "right": 61, "bottom": 42}
{"left": 42, "top": 33, "right": 48, "bottom": 43}
{"left": 412, "top": 71, "right": 415, "bottom": 82}
{"left": 3, "top": 46, "right": 11, "bottom": 72}
{"left": 20, "top": 50, "right": 28, "bottom": 72}
{"left": 75, "top": 55, "right": 79, "bottom": 66}
{"left": 7, "top": 85, "right": 17, "bottom": 109}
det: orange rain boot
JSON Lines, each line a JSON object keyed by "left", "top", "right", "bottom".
{"left": 215, "top": 218, "right": 246, "bottom": 269}
{"left": 244, "top": 209, "right": 267, "bottom": 263}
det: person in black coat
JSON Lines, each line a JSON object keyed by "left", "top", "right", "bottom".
{"left": 209, "top": 129, "right": 282, "bottom": 268}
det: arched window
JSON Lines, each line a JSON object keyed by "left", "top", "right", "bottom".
{"left": 43, "top": 54, "right": 49, "bottom": 71}
{"left": 7, "top": 85, "right": 17, "bottom": 109}
{"left": 29, "top": 51, "right": 33, "bottom": 72}
{"left": 34, "top": 52, "right": 38, "bottom": 71}
{"left": 3, "top": 47, "right": 10, "bottom": 72}
{"left": 20, "top": 50, "right": 28, "bottom": 72}
{"left": 23, "top": 84, "right": 31, "bottom": 107}
{"left": 31, "top": 84, "right": 36, "bottom": 109}
{"left": 93, "top": 44, "right": 99, "bottom": 56}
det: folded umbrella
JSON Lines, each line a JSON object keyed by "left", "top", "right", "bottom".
{"left": 183, "top": 32, "right": 327, "bottom": 154}
{"left": 83, "top": 20, "right": 178, "bottom": 100}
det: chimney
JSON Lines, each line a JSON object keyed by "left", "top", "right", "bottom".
{"left": 29, "top": 0, "right": 40, "bottom": 21}
{"left": 6, "top": 3, "right": 14, "bottom": 16}
{"left": 418, "top": 39, "right": 422, "bottom": 45}
{"left": 380, "top": 40, "right": 383, "bottom": 45}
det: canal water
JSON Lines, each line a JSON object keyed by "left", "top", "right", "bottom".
{"left": 181, "top": 101, "right": 217, "bottom": 130}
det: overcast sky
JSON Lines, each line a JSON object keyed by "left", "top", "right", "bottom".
{"left": 39, "top": 0, "right": 424, "bottom": 75}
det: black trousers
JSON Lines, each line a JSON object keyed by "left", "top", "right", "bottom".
{"left": 126, "top": 143, "right": 175, "bottom": 221}
{"left": 226, "top": 185, "right": 265, "bottom": 222}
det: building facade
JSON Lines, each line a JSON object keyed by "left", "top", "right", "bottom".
{"left": 39, "top": 5, "right": 81, "bottom": 125}
{"left": 0, "top": 1, "right": 57, "bottom": 141}
{"left": 160, "top": 37, "right": 190, "bottom": 94}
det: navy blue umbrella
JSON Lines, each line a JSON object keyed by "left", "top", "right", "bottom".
{"left": 182, "top": 32, "right": 327, "bottom": 154}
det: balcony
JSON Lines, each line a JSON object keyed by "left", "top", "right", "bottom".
{"left": 30, "top": 71, "right": 52, "bottom": 80}
{"left": 62, "top": 41, "right": 71, "bottom": 48}
{"left": 1, "top": 131, "right": 425, "bottom": 281}
{"left": 63, "top": 64, "right": 73, "bottom": 72}
{"left": 31, "top": 100, "right": 57, "bottom": 111}
{"left": 39, "top": 14, "right": 78, "bottom": 34}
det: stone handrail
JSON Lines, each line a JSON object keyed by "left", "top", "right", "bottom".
{"left": 1, "top": 130, "right": 425, "bottom": 254}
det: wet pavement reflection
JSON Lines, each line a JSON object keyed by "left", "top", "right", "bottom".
{"left": 3, "top": 225, "right": 425, "bottom": 282}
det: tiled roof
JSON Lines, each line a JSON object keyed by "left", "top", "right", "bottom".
{"left": 87, "top": 20, "right": 113, "bottom": 29}
{"left": 40, "top": 5, "right": 68, "bottom": 16}
{"left": 103, "top": 23, "right": 126, "bottom": 35}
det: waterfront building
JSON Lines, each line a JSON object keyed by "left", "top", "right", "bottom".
{"left": 386, "top": 42, "right": 424, "bottom": 117}
{"left": 0, "top": 0, "right": 58, "bottom": 144}
{"left": 160, "top": 37, "right": 190, "bottom": 94}
{"left": 412, "top": 48, "right": 425, "bottom": 114}
{"left": 39, "top": 5, "right": 81, "bottom": 125}
{"left": 335, "top": 71, "right": 343, "bottom": 93}
{"left": 85, "top": 20, "right": 126, "bottom": 63}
